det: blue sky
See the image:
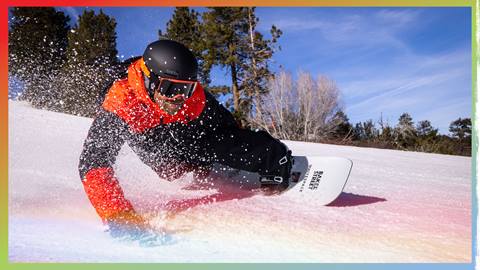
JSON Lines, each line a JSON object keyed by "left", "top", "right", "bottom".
{"left": 55, "top": 7, "right": 472, "bottom": 133}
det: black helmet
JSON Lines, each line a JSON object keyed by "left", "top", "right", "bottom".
{"left": 143, "top": 39, "right": 198, "bottom": 81}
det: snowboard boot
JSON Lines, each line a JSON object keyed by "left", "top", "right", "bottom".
{"left": 259, "top": 151, "right": 293, "bottom": 193}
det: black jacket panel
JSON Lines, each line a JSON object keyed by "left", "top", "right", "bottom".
{"left": 79, "top": 90, "right": 289, "bottom": 180}
{"left": 79, "top": 110, "right": 128, "bottom": 179}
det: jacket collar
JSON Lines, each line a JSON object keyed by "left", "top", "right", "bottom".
{"left": 127, "top": 59, "right": 206, "bottom": 126}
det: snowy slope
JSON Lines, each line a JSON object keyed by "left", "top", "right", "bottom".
{"left": 8, "top": 101, "right": 472, "bottom": 263}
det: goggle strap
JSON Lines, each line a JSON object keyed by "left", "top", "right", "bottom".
{"left": 140, "top": 58, "right": 151, "bottom": 78}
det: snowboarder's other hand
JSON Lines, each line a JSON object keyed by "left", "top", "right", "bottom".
{"left": 106, "top": 209, "right": 150, "bottom": 239}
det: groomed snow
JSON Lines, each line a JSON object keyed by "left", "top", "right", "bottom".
{"left": 8, "top": 101, "right": 472, "bottom": 262}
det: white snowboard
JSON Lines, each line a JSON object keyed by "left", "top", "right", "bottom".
{"left": 285, "top": 156, "right": 353, "bottom": 205}
{"left": 205, "top": 156, "right": 353, "bottom": 205}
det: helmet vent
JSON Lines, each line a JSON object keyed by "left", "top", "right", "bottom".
{"left": 165, "top": 69, "right": 179, "bottom": 77}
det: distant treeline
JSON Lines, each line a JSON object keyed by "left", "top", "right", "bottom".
{"left": 333, "top": 114, "right": 471, "bottom": 157}
{"left": 8, "top": 7, "right": 472, "bottom": 156}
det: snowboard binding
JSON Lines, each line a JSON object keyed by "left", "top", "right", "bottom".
{"left": 259, "top": 151, "right": 293, "bottom": 192}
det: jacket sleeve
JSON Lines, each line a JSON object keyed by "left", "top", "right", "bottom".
{"left": 79, "top": 109, "right": 135, "bottom": 222}
{"left": 205, "top": 93, "right": 290, "bottom": 176}
{"left": 79, "top": 109, "right": 128, "bottom": 179}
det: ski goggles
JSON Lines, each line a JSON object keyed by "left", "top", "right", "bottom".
{"left": 154, "top": 77, "right": 197, "bottom": 99}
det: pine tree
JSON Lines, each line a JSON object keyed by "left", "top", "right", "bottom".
{"left": 449, "top": 118, "right": 471, "bottom": 156}
{"left": 162, "top": 7, "right": 211, "bottom": 87}
{"left": 377, "top": 114, "right": 394, "bottom": 147}
{"left": 414, "top": 120, "right": 439, "bottom": 152}
{"left": 351, "top": 120, "right": 377, "bottom": 142}
{"left": 201, "top": 7, "right": 250, "bottom": 116}
{"left": 416, "top": 120, "right": 438, "bottom": 138}
{"left": 379, "top": 125, "right": 394, "bottom": 148}
{"left": 352, "top": 122, "right": 365, "bottom": 141}
{"left": 394, "top": 113, "right": 417, "bottom": 149}
{"left": 242, "top": 7, "right": 282, "bottom": 121}
{"left": 362, "top": 120, "right": 378, "bottom": 141}
{"left": 449, "top": 118, "right": 471, "bottom": 140}
{"left": 8, "top": 7, "right": 70, "bottom": 107}
{"left": 57, "top": 9, "right": 119, "bottom": 117}
{"left": 66, "top": 9, "right": 117, "bottom": 65}
{"left": 201, "top": 7, "right": 282, "bottom": 125}
{"left": 328, "top": 110, "right": 353, "bottom": 141}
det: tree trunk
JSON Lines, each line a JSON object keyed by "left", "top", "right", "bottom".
{"left": 248, "top": 7, "right": 261, "bottom": 119}
{"left": 230, "top": 62, "right": 240, "bottom": 112}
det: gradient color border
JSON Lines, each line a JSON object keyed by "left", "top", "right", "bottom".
{"left": 1, "top": 1, "right": 477, "bottom": 269}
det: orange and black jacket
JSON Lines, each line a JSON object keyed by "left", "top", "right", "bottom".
{"left": 78, "top": 59, "right": 288, "bottom": 222}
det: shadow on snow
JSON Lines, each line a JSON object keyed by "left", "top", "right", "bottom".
{"left": 327, "top": 192, "right": 387, "bottom": 207}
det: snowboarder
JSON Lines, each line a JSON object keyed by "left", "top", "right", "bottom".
{"left": 78, "top": 39, "right": 292, "bottom": 236}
